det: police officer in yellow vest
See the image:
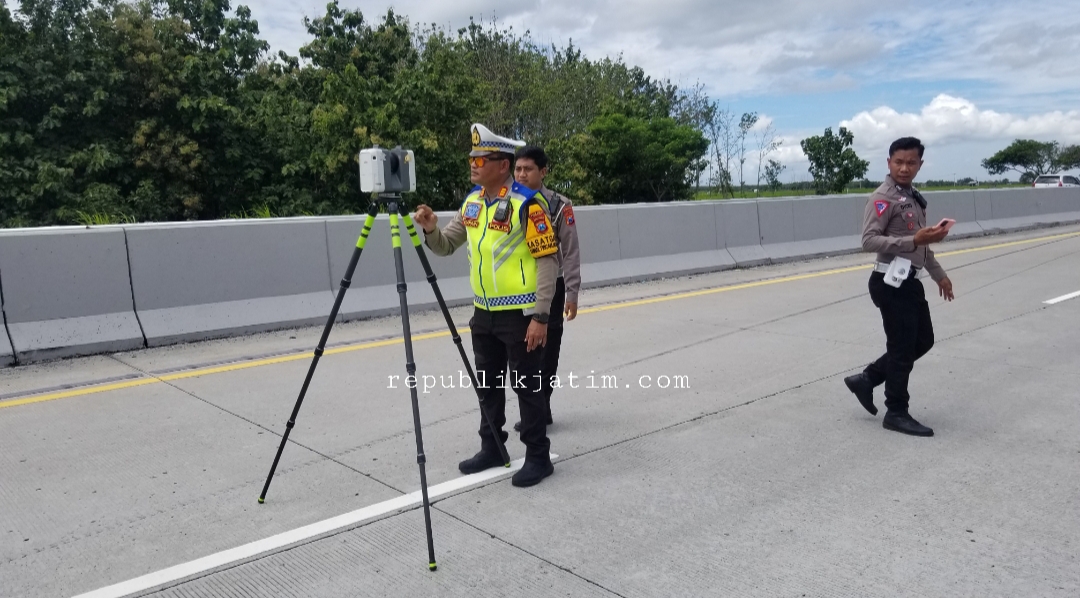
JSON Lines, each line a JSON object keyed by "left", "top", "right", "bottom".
{"left": 414, "top": 124, "right": 560, "bottom": 487}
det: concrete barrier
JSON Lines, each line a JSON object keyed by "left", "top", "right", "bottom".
{"left": 977, "top": 188, "right": 1080, "bottom": 232}
{"left": 0, "top": 271, "right": 13, "bottom": 366}
{"left": 125, "top": 219, "right": 336, "bottom": 346}
{"left": 925, "top": 191, "right": 983, "bottom": 238}
{"left": 575, "top": 205, "right": 626, "bottom": 287}
{"left": 974, "top": 189, "right": 993, "bottom": 223}
{"left": 770, "top": 195, "right": 863, "bottom": 261}
{"left": 325, "top": 213, "right": 473, "bottom": 322}
{"left": 3, "top": 186, "right": 1078, "bottom": 365}
{"left": 714, "top": 201, "right": 768, "bottom": 267}
{"left": 0, "top": 328, "right": 11, "bottom": 366}
{"left": 0, "top": 227, "right": 145, "bottom": 363}
{"left": 616, "top": 202, "right": 734, "bottom": 281}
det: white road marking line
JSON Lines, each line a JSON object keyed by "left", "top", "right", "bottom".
{"left": 71, "top": 453, "right": 558, "bottom": 598}
{"left": 1044, "top": 290, "right": 1080, "bottom": 305}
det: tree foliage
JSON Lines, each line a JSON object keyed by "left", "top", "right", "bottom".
{"left": 799, "top": 127, "right": 869, "bottom": 195}
{"left": 980, "top": 139, "right": 1078, "bottom": 178}
{"left": 565, "top": 112, "right": 707, "bottom": 203}
{"left": 1058, "top": 144, "right": 1080, "bottom": 172}
{"left": 0, "top": 0, "right": 713, "bottom": 227}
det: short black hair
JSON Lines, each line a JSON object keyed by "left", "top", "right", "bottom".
{"left": 889, "top": 137, "right": 925, "bottom": 158}
{"left": 515, "top": 146, "right": 549, "bottom": 170}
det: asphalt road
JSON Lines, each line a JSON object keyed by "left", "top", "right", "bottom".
{"left": 2, "top": 225, "right": 1079, "bottom": 598}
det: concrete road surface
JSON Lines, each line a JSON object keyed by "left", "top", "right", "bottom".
{"left": 2, "top": 225, "right": 1079, "bottom": 598}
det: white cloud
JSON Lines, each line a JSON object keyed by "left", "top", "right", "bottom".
{"left": 238, "top": 0, "right": 1080, "bottom": 180}
{"left": 245, "top": 0, "right": 1080, "bottom": 101}
{"left": 840, "top": 95, "right": 1080, "bottom": 153}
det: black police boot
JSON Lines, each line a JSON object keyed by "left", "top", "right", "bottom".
{"left": 844, "top": 373, "right": 878, "bottom": 416}
{"left": 512, "top": 456, "right": 554, "bottom": 487}
{"left": 458, "top": 448, "right": 504, "bottom": 474}
{"left": 882, "top": 411, "right": 934, "bottom": 437}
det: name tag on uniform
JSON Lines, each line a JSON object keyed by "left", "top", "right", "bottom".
{"left": 488, "top": 220, "right": 510, "bottom": 233}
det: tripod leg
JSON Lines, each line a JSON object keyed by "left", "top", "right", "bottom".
{"left": 401, "top": 208, "right": 511, "bottom": 467}
{"left": 258, "top": 203, "right": 379, "bottom": 504}
{"left": 389, "top": 206, "right": 438, "bottom": 572}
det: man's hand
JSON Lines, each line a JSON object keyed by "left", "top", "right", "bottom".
{"left": 414, "top": 205, "right": 438, "bottom": 233}
{"left": 526, "top": 320, "right": 548, "bottom": 351}
{"left": 564, "top": 301, "right": 578, "bottom": 321}
{"left": 937, "top": 277, "right": 954, "bottom": 302}
{"left": 913, "top": 225, "right": 949, "bottom": 246}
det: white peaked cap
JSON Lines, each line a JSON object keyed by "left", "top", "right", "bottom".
{"left": 470, "top": 123, "right": 526, "bottom": 157}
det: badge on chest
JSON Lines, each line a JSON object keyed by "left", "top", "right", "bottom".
{"left": 462, "top": 201, "right": 482, "bottom": 228}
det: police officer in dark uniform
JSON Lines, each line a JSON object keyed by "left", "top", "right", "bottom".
{"left": 512, "top": 146, "right": 581, "bottom": 432}
{"left": 844, "top": 137, "right": 955, "bottom": 437}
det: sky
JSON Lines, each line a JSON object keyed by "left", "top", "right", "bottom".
{"left": 243, "top": 0, "right": 1080, "bottom": 183}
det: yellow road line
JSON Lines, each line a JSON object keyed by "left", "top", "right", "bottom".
{"left": 3, "top": 229, "right": 1078, "bottom": 410}
{"left": 936, "top": 230, "right": 1080, "bottom": 257}
{"left": 578, "top": 264, "right": 872, "bottom": 314}
{"left": 0, "top": 332, "right": 456, "bottom": 410}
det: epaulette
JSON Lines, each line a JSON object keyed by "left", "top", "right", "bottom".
{"left": 511, "top": 181, "right": 539, "bottom": 201}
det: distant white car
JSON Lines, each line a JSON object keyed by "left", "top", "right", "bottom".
{"left": 1032, "top": 174, "right": 1080, "bottom": 187}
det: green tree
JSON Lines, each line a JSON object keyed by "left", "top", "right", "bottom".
{"left": 1055, "top": 144, "right": 1080, "bottom": 172}
{"left": 567, "top": 112, "right": 708, "bottom": 204}
{"left": 0, "top": 2, "right": 730, "bottom": 226}
{"left": 989, "top": 138, "right": 1062, "bottom": 178}
{"left": 764, "top": 158, "right": 785, "bottom": 191}
{"left": 0, "top": 0, "right": 271, "bottom": 225}
{"left": 800, "top": 127, "right": 869, "bottom": 195}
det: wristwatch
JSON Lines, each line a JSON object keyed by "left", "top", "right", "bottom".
{"left": 531, "top": 313, "right": 549, "bottom": 324}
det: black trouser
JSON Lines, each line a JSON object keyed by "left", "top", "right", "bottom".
{"left": 539, "top": 276, "right": 567, "bottom": 419}
{"left": 863, "top": 272, "right": 935, "bottom": 413}
{"left": 471, "top": 307, "right": 550, "bottom": 460}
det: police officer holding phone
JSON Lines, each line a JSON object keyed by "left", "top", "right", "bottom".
{"left": 844, "top": 137, "right": 955, "bottom": 437}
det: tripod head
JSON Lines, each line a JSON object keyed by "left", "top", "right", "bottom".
{"left": 369, "top": 193, "right": 411, "bottom": 217}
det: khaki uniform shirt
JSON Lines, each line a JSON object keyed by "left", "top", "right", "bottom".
{"left": 540, "top": 186, "right": 582, "bottom": 305}
{"left": 861, "top": 175, "right": 947, "bottom": 282}
{"left": 422, "top": 175, "right": 559, "bottom": 316}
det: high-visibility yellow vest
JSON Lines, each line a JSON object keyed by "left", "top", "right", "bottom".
{"left": 459, "top": 182, "right": 558, "bottom": 312}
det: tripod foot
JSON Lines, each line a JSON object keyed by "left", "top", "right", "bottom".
{"left": 257, "top": 497, "right": 265, "bottom": 504}
{"left": 429, "top": 562, "right": 438, "bottom": 572}
{"left": 505, "top": 463, "right": 512, "bottom": 468}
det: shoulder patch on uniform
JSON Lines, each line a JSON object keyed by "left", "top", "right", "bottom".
{"left": 563, "top": 205, "right": 575, "bottom": 226}
{"left": 874, "top": 200, "right": 889, "bottom": 217}
{"left": 525, "top": 203, "right": 558, "bottom": 258}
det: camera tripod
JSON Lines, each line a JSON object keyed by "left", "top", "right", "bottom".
{"left": 257, "top": 194, "right": 512, "bottom": 571}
